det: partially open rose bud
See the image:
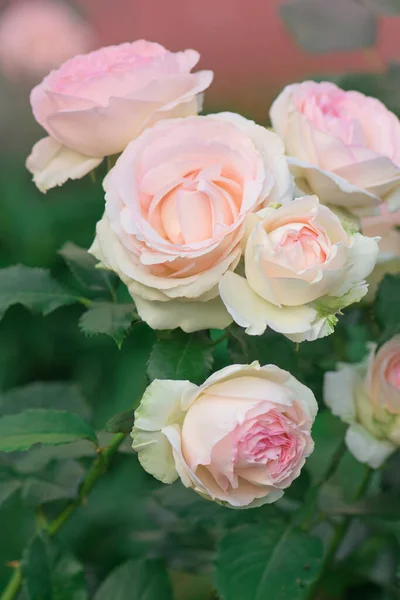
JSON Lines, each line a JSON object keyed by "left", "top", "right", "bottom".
{"left": 324, "top": 336, "right": 400, "bottom": 469}
{"left": 131, "top": 362, "right": 317, "bottom": 509}
{"left": 219, "top": 195, "right": 379, "bottom": 342}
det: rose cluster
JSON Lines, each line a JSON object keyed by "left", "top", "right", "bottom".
{"left": 26, "top": 40, "right": 400, "bottom": 506}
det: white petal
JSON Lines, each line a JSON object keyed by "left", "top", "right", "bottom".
{"left": 288, "top": 158, "right": 380, "bottom": 216}
{"left": 323, "top": 367, "right": 358, "bottom": 424}
{"left": 133, "top": 294, "right": 232, "bottom": 332}
{"left": 26, "top": 137, "right": 102, "bottom": 192}
{"left": 131, "top": 429, "right": 178, "bottom": 484}
{"left": 346, "top": 233, "right": 380, "bottom": 285}
{"left": 219, "top": 271, "right": 317, "bottom": 336}
{"left": 345, "top": 424, "right": 395, "bottom": 469}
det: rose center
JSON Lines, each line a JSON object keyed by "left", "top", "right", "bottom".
{"left": 270, "top": 223, "right": 327, "bottom": 271}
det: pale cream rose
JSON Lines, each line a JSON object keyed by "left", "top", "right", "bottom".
{"left": 131, "top": 362, "right": 317, "bottom": 509}
{"left": 270, "top": 81, "right": 400, "bottom": 217}
{"left": 324, "top": 337, "right": 400, "bottom": 469}
{"left": 219, "top": 195, "right": 379, "bottom": 342}
{"left": 27, "top": 40, "right": 213, "bottom": 191}
{"left": 90, "top": 113, "right": 293, "bottom": 332}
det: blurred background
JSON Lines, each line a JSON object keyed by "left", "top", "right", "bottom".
{"left": 1, "top": 0, "right": 400, "bottom": 596}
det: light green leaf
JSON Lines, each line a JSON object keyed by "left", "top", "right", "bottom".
{"left": 280, "top": 0, "right": 376, "bottom": 53}
{"left": 0, "top": 409, "right": 97, "bottom": 452}
{"left": 93, "top": 559, "right": 173, "bottom": 600}
{"left": 59, "top": 242, "right": 117, "bottom": 294}
{"left": 214, "top": 520, "right": 323, "bottom": 600}
{"left": 0, "top": 265, "right": 76, "bottom": 321}
{"left": 21, "top": 532, "right": 88, "bottom": 600}
{"left": 0, "top": 382, "right": 91, "bottom": 420}
{"left": 79, "top": 302, "right": 136, "bottom": 348}
{"left": 148, "top": 331, "right": 214, "bottom": 384}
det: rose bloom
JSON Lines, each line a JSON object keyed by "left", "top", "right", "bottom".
{"left": 324, "top": 336, "right": 400, "bottom": 469}
{"left": 26, "top": 40, "right": 213, "bottom": 192}
{"left": 0, "top": 0, "right": 93, "bottom": 81}
{"left": 270, "top": 81, "right": 400, "bottom": 216}
{"left": 361, "top": 205, "right": 400, "bottom": 301}
{"left": 219, "top": 195, "right": 379, "bottom": 342}
{"left": 90, "top": 113, "right": 293, "bottom": 332}
{"left": 131, "top": 362, "right": 317, "bottom": 509}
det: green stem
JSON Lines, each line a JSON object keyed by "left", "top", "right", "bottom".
{"left": 0, "top": 433, "right": 125, "bottom": 600}
{"left": 309, "top": 467, "right": 372, "bottom": 599}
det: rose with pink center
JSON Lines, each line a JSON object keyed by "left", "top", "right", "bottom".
{"left": 132, "top": 362, "right": 317, "bottom": 509}
{"left": 90, "top": 112, "right": 293, "bottom": 333}
{"left": 219, "top": 195, "right": 379, "bottom": 341}
{"left": 26, "top": 40, "right": 213, "bottom": 191}
{"left": 270, "top": 81, "right": 400, "bottom": 216}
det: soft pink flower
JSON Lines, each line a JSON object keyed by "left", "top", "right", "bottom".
{"left": 365, "top": 336, "right": 400, "bottom": 415}
{"left": 132, "top": 362, "right": 317, "bottom": 508}
{"left": 361, "top": 205, "right": 400, "bottom": 258}
{"left": 0, "top": 0, "right": 93, "bottom": 80}
{"left": 270, "top": 81, "right": 400, "bottom": 216}
{"left": 90, "top": 112, "right": 293, "bottom": 333}
{"left": 26, "top": 40, "right": 213, "bottom": 191}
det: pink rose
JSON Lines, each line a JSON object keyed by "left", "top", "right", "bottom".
{"left": 90, "top": 112, "right": 293, "bottom": 333}
{"left": 270, "top": 81, "right": 400, "bottom": 216}
{"left": 26, "top": 40, "right": 213, "bottom": 191}
{"left": 131, "top": 362, "right": 317, "bottom": 508}
{"left": 324, "top": 337, "right": 400, "bottom": 468}
{"left": 0, "top": 0, "right": 93, "bottom": 81}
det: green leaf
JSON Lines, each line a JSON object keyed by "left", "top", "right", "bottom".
{"left": 21, "top": 532, "right": 88, "bottom": 600}
{"left": 280, "top": 0, "right": 376, "bottom": 53}
{"left": 214, "top": 520, "right": 324, "bottom": 600}
{"left": 20, "top": 460, "right": 85, "bottom": 505}
{"left": 59, "top": 242, "right": 117, "bottom": 295}
{"left": 148, "top": 331, "right": 214, "bottom": 384}
{"left": 104, "top": 410, "right": 134, "bottom": 434}
{"left": 79, "top": 302, "right": 136, "bottom": 348}
{"left": 0, "top": 265, "right": 76, "bottom": 321}
{"left": 374, "top": 274, "right": 400, "bottom": 338}
{"left": 0, "top": 478, "right": 21, "bottom": 508}
{"left": 0, "top": 382, "right": 91, "bottom": 420}
{"left": 93, "top": 559, "right": 173, "bottom": 600}
{"left": 362, "top": 0, "right": 400, "bottom": 15}
{"left": 305, "top": 411, "right": 347, "bottom": 485}
{"left": 0, "top": 409, "right": 97, "bottom": 452}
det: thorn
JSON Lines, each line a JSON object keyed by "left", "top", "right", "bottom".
{"left": 81, "top": 496, "right": 88, "bottom": 506}
{"left": 6, "top": 561, "right": 20, "bottom": 569}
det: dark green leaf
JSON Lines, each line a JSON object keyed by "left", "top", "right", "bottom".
{"left": 0, "top": 382, "right": 91, "bottom": 420}
{"left": 0, "top": 479, "right": 21, "bottom": 508}
{"left": 93, "top": 559, "right": 173, "bottom": 600}
{"left": 280, "top": 0, "right": 376, "bottom": 53}
{"left": 148, "top": 331, "right": 214, "bottom": 384}
{"left": 59, "top": 242, "right": 117, "bottom": 294}
{"left": 79, "top": 302, "right": 136, "bottom": 348}
{"left": 104, "top": 410, "right": 134, "bottom": 434}
{"left": 214, "top": 520, "right": 324, "bottom": 600}
{"left": 20, "top": 460, "right": 85, "bottom": 505}
{"left": 0, "top": 265, "right": 76, "bottom": 321}
{"left": 0, "top": 409, "right": 97, "bottom": 452}
{"left": 21, "top": 532, "right": 88, "bottom": 600}
{"left": 374, "top": 274, "right": 400, "bottom": 338}
{"left": 305, "top": 411, "right": 347, "bottom": 485}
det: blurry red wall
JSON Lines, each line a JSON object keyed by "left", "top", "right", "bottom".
{"left": 81, "top": 0, "right": 400, "bottom": 121}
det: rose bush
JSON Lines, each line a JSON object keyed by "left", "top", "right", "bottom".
{"left": 26, "top": 40, "right": 213, "bottom": 191}
{"left": 131, "top": 362, "right": 317, "bottom": 509}
{"left": 324, "top": 336, "right": 400, "bottom": 468}
{"left": 270, "top": 81, "right": 400, "bottom": 217}
{"left": 219, "top": 195, "right": 379, "bottom": 341}
{"left": 90, "top": 112, "right": 293, "bottom": 332}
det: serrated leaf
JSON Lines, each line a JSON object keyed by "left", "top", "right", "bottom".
{"left": 148, "top": 332, "right": 213, "bottom": 384}
{"left": 79, "top": 302, "right": 136, "bottom": 348}
{"left": 0, "top": 382, "right": 91, "bottom": 420}
{"left": 93, "top": 559, "right": 173, "bottom": 600}
{"left": 21, "top": 532, "right": 88, "bottom": 600}
{"left": 0, "top": 409, "right": 97, "bottom": 452}
{"left": 280, "top": 0, "right": 376, "bottom": 53}
{"left": 59, "top": 242, "right": 117, "bottom": 294}
{"left": 0, "top": 265, "right": 77, "bottom": 321}
{"left": 374, "top": 274, "right": 400, "bottom": 337}
{"left": 214, "top": 520, "right": 324, "bottom": 600}
{"left": 104, "top": 410, "right": 135, "bottom": 434}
